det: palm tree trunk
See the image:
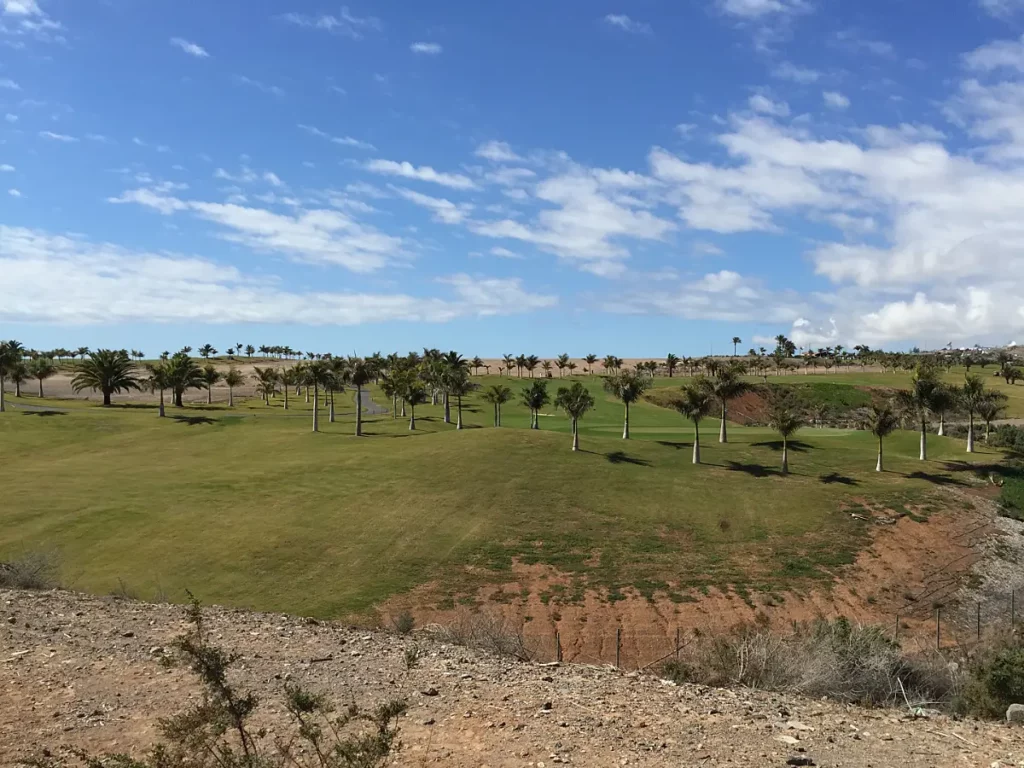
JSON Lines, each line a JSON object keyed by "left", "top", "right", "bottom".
{"left": 207, "top": 387, "right": 213, "bottom": 405}
{"left": 456, "top": 394, "right": 463, "bottom": 430}
{"left": 781, "top": 438, "right": 789, "bottom": 475}
{"left": 493, "top": 402, "right": 498, "bottom": 427}
{"left": 622, "top": 402, "right": 630, "bottom": 439}
{"left": 409, "top": 405, "right": 416, "bottom": 430}
{"left": 305, "top": 386, "right": 310, "bottom": 404}
{"left": 401, "top": 399, "right": 407, "bottom": 417}
{"left": 967, "top": 413, "right": 975, "bottom": 453}
{"left": 719, "top": 402, "right": 728, "bottom": 443}
{"left": 497, "top": 403, "right": 502, "bottom": 427}
{"left": 159, "top": 388, "right": 165, "bottom": 418}
{"left": 37, "top": 379, "right": 43, "bottom": 398}
{"left": 329, "top": 388, "right": 336, "bottom": 423}
{"left": 355, "top": 386, "right": 362, "bottom": 436}
{"left": 919, "top": 420, "right": 927, "bottom": 461}
{"left": 443, "top": 392, "right": 451, "bottom": 423}
{"left": 228, "top": 387, "right": 234, "bottom": 407}
{"left": 392, "top": 395, "right": 398, "bottom": 419}
{"left": 0, "top": 376, "right": 5, "bottom": 412}
{"left": 312, "top": 387, "right": 319, "bottom": 432}
{"left": 938, "top": 413, "right": 945, "bottom": 436}
{"left": 103, "top": 390, "right": 112, "bottom": 407}
{"left": 986, "top": 420, "right": 992, "bottom": 441}
{"left": 692, "top": 421, "right": 701, "bottom": 464}
{"left": 572, "top": 418, "right": 579, "bottom": 451}
{"left": 876, "top": 436, "right": 883, "bottom": 472}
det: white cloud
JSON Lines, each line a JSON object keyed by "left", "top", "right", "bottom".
{"left": 39, "top": 130, "right": 76, "bottom": 142}
{"left": 603, "top": 14, "right": 652, "bottom": 34}
{"left": 263, "top": 171, "right": 283, "bottom": 187}
{"left": 749, "top": 94, "right": 790, "bottom": 116}
{"left": 298, "top": 124, "right": 375, "bottom": 151}
{"left": 4, "top": 113, "right": 15, "bottom": 122}
{"left": 834, "top": 29, "right": 894, "bottom": 58}
{"left": 234, "top": 75, "right": 284, "bottom": 97}
{"left": 475, "top": 140, "right": 522, "bottom": 163}
{"left": 979, "top": 0, "right": 1024, "bottom": 18}
{"left": 772, "top": 61, "right": 820, "bottom": 83}
{"left": 393, "top": 186, "right": 473, "bottom": 224}
{"left": 170, "top": 37, "right": 209, "bottom": 58}
{"left": 717, "top": 0, "right": 810, "bottom": 18}
{"left": 0, "top": 78, "right": 20, "bottom": 90}
{"left": 366, "top": 159, "right": 477, "bottom": 190}
{"left": 108, "top": 188, "right": 188, "bottom": 215}
{"left": 965, "top": 34, "right": 1024, "bottom": 72}
{"left": 0, "top": 163, "right": 13, "bottom": 171}
{"left": 410, "top": 41, "right": 442, "bottom": 54}
{"left": 3, "top": 0, "right": 41, "bottom": 15}
{"left": 0, "top": 0, "right": 62, "bottom": 43}
{"left": 280, "top": 9, "right": 381, "bottom": 40}
{"left": 489, "top": 246, "right": 522, "bottom": 259}
{"left": 0, "top": 226, "right": 555, "bottom": 326}
{"left": 692, "top": 241, "right": 725, "bottom": 256}
{"left": 8, "top": 188, "right": 21, "bottom": 197}
{"left": 823, "top": 91, "right": 851, "bottom": 110}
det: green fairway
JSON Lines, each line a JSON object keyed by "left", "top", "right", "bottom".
{"left": 0, "top": 376, "right": 1007, "bottom": 618}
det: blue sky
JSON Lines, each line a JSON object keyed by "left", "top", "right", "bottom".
{"left": 4, "top": 0, "right": 1024, "bottom": 356}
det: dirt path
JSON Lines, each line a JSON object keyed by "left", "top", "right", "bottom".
{"left": 1, "top": 589, "right": 1020, "bottom": 768}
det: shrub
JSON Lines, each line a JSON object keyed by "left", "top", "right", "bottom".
{"left": 390, "top": 610, "right": 415, "bottom": 635}
{"left": 0, "top": 551, "right": 60, "bottom": 590}
{"left": 958, "top": 634, "right": 1024, "bottom": 718}
{"left": 991, "top": 424, "right": 1024, "bottom": 454}
{"left": 429, "top": 610, "right": 534, "bottom": 661}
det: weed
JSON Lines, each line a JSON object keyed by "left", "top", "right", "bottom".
{"left": 390, "top": 610, "right": 415, "bottom": 636}
{"left": 0, "top": 551, "right": 60, "bottom": 590}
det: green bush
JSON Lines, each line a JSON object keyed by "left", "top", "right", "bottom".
{"left": 991, "top": 424, "right": 1024, "bottom": 454}
{"left": 958, "top": 636, "right": 1024, "bottom": 718}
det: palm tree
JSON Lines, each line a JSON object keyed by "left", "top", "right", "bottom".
{"left": 567, "top": 361, "right": 578, "bottom": 376}
{"left": 9, "top": 360, "right": 28, "bottom": 398}
{"left": 896, "top": 366, "right": 942, "bottom": 460}
{"left": 766, "top": 395, "right": 804, "bottom": 475}
{"left": 521, "top": 380, "right": 550, "bottom": 429}
{"left": 0, "top": 340, "right": 23, "bottom": 412}
{"left": 326, "top": 358, "right": 348, "bottom": 423}
{"left": 977, "top": 395, "right": 1008, "bottom": 442}
{"left": 404, "top": 381, "right": 428, "bottom": 430}
{"left": 525, "top": 354, "right": 539, "bottom": 378}
{"left": 166, "top": 353, "right": 205, "bottom": 407}
{"left": 75, "top": 346, "right": 90, "bottom": 361}
{"left": 199, "top": 344, "right": 216, "bottom": 360}
{"left": 481, "top": 384, "right": 513, "bottom": 426}
{"left": 541, "top": 360, "right": 553, "bottom": 377}
{"left": 930, "top": 385, "right": 957, "bottom": 437}
{"left": 704, "top": 364, "right": 750, "bottom": 444}
{"left": 514, "top": 354, "right": 527, "bottom": 378}
{"left": 603, "top": 371, "right": 649, "bottom": 440}
{"left": 555, "top": 354, "right": 570, "bottom": 377}
{"left": 303, "top": 361, "right": 331, "bottom": 433}
{"left": 224, "top": 368, "right": 244, "bottom": 407}
{"left": 349, "top": 358, "right": 372, "bottom": 436}
{"left": 959, "top": 375, "right": 990, "bottom": 453}
{"left": 144, "top": 362, "right": 171, "bottom": 417}
{"left": 601, "top": 354, "right": 618, "bottom": 373}
{"left": 665, "top": 353, "right": 679, "bottom": 378}
{"left": 470, "top": 356, "right": 484, "bottom": 376}
{"left": 252, "top": 366, "right": 279, "bottom": 405}
{"left": 584, "top": 354, "right": 598, "bottom": 374}
{"left": 28, "top": 357, "right": 57, "bottom": 398}
{"left": 554, "top": 381, "right": 596, "bottom": 451}
{"left": 861, "top": 404, "right": 900, "bottom": 472}
{"left": 502, "top": 354, "right": 515, "bottom": 377}
{"left": 732, "top": 336, "right": 742, "bottom": 357}
{"left": 71, "top": 349, "right": 141, "bottom": 406}
{"left": 447, "top": 367, "right": 474, "bottom": 429}
{"left": 202, "top": 364, "right": 222, "bottom": 405}
{"left": 245, "top": 344, "right": 255, "bottom": 359}
{"left": 674, "top": 379, "right": 714, "bottom": 464}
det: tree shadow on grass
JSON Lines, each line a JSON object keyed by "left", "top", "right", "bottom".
{"left": 170, "top": 415, "right": 217, "bottom": 426}
{"left": 721, "top": 461, "right": 780, "bottom": 478}
{"left": 656, "top": 440, "right": 691, "bottom": 450}
{"left": 905, "top": 471, "right": 966, "bottom": 487}
{"left": 21, "top": 410, "right": 66, "bottom": 417}
{"left": 751, "top": 440, "right": 813, "bottom": 453}
{"left": 819, "top": 472, "right": 859, "bottom": 486}
{"left": 606, "top": 450, "right": 652, "bottom": 467}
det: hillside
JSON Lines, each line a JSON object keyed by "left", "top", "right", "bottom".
{"left": 1, "top": 588, "right": 1018, "bottom": 768}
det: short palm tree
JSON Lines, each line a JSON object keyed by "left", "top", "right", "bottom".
{"left": 165, "top": 353, "right": 205, "bottom": 407}
{"left": 9, "top": 360, "right": 28, "bottom": 398}
{"left": 861, "top": 404, "right": 900, "bottom": 472}
{"left": 930, "top": 384, "right": 957, "bottom": 437}
{"left": 665, "top": 353, "right": 679, "bottom": 378}
{"left": 705, "top": 364, "right": 750, "bottom": 444}
{"left": 481, "top": 384, "right": 513, "bottom": 426}
{"left": 471, "top": 356, "right": 484, "bottom": 375}
{"left": 959, "top": 375, "right": 987, "bottom": 452}
{"left": 303, "top": 361, "right": 331, "bottom": 433}
{"left": 223, "top": 368, "right": 244, "bottom": 407}
{"left": 252, "top": 366, "right": 279, "bottom": 405}
{"left": 202, "top": 364, "right": 222, "bottom": 405}
{"left": 766, "top": 396, "right": 805, "bottom": 475}
{"left": 895, "top": 366, "right": 942, "bottom": 460}
{"left": 349, "top": 358, "right": 372, "bottom": 436}
{"left": 447, "top": 368, "right": 474, "bottom": 429}
{"left": 404, "top": 381, "right": 429, "bottom": 430}
{"left": 555, "top": 381, "right": 596, "bottom": 451}
{"left": 0, "top": 340, "right": 24, "bottom": 412}
{"left": 525, "top": 354, "right": 539, "bottom": 378}
{"left": 521, "top": 380, "right": 550, "bottom": 429}
{"left": 144, "top": 362, "right": 172, "bottom": 417}
{"left": 502, "top": 354, "right": 515, "bottom": 377}
{"left": 28, "top": 357, "right": 58, "bottom": 398}
{"left": 603, "top": 371, "right": 649, "bottom": 440}
{"left": 977, "top": 394, "right": 1008, "bottom": 442}
{"left": 584, "top": 354, "right": 598, "bottom": 374}
{"left": 71, "top": 349, "right": 141, "bottom": 406}
{"left": 674, "top": 379, "right": 715, "bottom": 464}
{"left": 567, "top": 361, "right": 578, "bottom": 376}
{"left": 199, "top": 344, "right": 217, "bottom": 360}
{"left": 555, "top": 354, "right": 570, "bottom": 377}
{"left": 280, "top": 367, "right": 300, "bottom": 409}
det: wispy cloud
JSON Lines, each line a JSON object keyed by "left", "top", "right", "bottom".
{"left": 0, "top": 78, "right": 20, "bottom": 90}
{"left": 3, "top": 0, "right": 42, "bottom": 15}
{"left": 475, "top": 140, "right": 522, "bottom": 163}
{"left": 393, "top": 186, "right": 472, "bottom": 224}
{"left": 748, "top": 94, "right": 790, "bottom": 116}
{"left": 170, "top": 37, "right": 209, "bottom": 58}
{"left": 717, "top": 0, "right": 811, "bottom": 18}
{"left": 603, "top": 14, "right": 652, "bottom": 34}
{"left": 771, "top": 61, "right": 820, "bottom": 83}
{"left": 823, "top": 91, "right": 851, "bottom": 110}
{"left": 297, "top": 124, "right": 376, "bottom": 151}
{"left": 834, "top": 29, "right": 894, "bottom": 58}
{"left": 0, "top": 163, "right": 13, "bottom": 171}
{"left": 8, "top": 188, "right": 21, "bottom": 197}
{"left": 410, "top": 41, "right": 442, "bottom": 54}
{"left": 366, "top": 159, "right": 478, "bottom": 190}
{"left": 978, "top": 0, "right": 1024, "bottom": 18}
{"left": 39, "top": 130, "right": 76, "bottom": 142}
{"left": 234, "top": 75, "right": 284, "bottom": 97}
{"left": 280, "top": 8, "right": 381, "bottom": 40}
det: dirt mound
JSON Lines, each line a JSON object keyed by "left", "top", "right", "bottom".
{"left": 2, "top": 588, "right": 1018, "bottom": 767}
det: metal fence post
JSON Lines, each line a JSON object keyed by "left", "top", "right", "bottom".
{"left": 555, "top": 631, "right": 562, "bottom": 663}
{"left": 675, "top": 627, "right": 681, "bottom": 661}
{"left": 936, "top": 607, "right": 941, "bottom": 650}
{"left": 894, "top": 613, "right": 899, "bottom": 642}
{"left": 977, "top": 603, "right": 982, "bottom": 642}
{"left": 1013, "top": 590, "right": 1016, "bottom": 629}
{"left": 615, "top": 627, "right": 621, "bottom": 669}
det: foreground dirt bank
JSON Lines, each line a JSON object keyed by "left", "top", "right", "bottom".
{"left": 2, "top": 589, "right": 1020, "bottom": 767}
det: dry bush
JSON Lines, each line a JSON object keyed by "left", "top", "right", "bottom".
{"left": 428, "top": 610, "right": 535, "bottom": 661}
{"left": 0, "top": 551, "right": 61, "bottom": 590}
{"left": 390, "top": 610, "right": 415, "bottom": 635}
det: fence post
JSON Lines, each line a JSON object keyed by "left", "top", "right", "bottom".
{"left": 977, "top": 603, "right": 982, "bottom": 642}
{"left": 1013, "top": 590, "right": 1016, "bottom": 629}
{"left": 894, "top": 613, "right": 899, "bottom": 642}
{"left": 615, "top": 627, "right": 621, "bottom": 669}
{"left": 935, "top": 607, "right": 941, "bottom": 650}
{"left": 555, "top": 631, "right": 562, "bottom": 663}
{"left": 675, "top": 627, "right": 681, "bottom": 661}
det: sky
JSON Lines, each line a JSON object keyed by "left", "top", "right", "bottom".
{"left": 4, "top": 0, "right": 1024, "bottom": 356}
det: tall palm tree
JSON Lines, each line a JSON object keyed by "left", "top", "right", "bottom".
{"left": 555, "top": 354, "right": 570, "bottom": 377}
{"left": 144, "top": 362, "right": 171, "bottom": 418}
{"left": 554, "top": 381, "right": 596, "bottom": 451}
{"left": 326, "top": 358, "right": 348, "bottom": 423}
{"left": 601, "top": 354, "right": 618, "bottom": 373}
{"left": 28, "top": 357, "right": 57, "bottom": 398}
{"left": 766, "top": 396, "right": 804, "bottom": 475}
{"left": 447, "top": 367, "right": 473, "bottom": 429}
{"left": 704, "top": 364, "right": 750, "bottom": 444}
{"left": 541, "top": 360, "right": 553, "bottom": 378}
{"left": 584, "top": 354, "right": 598, "bottom": 374}
{"left": 521, "top": 380, "right": 550, "bottom": 429}
{"left": 502, "top": 354, "right": 515, "bottom": 377}
{"left": 977, "top": 393, "right": 1008, "bottom": 442}
{"left": 379, "top": 370, "right": 401, "bottom": 419}
{"left": 481, "top": 384, "right": 513, "bottom": 426}
{"left": 404, "top": 381, "right": 428, "bottom": 430}
{"left": 303, "top": 361, "right": 331, "bottom": 433}
{"left": 252, "top": 366, "right": 279, "bottom": 405}
{"left": 861, "top": 404, "right": 900, "bottom": 472}
{"left": 731, "top": 336, "right": 742, "bottom": 357}
{"left": 166, "top": 353, "right": 205, "bottom": 407}
{"left": 470, "top": 356, "right": 484, "bottom": 376}
{"left": 514, "top": 354, "right": 527, "bottom": 378}
{"left": 525, "top": 354, "right": 539, "bottom": 378}
{"left": 959, "top": 375, "right": 988, "bottom": 453}
{"left": 896, "top": 366, "right": 942, "bottom": 460}
{"left": 567, "top": 361, "right": 578, "bottom": 376}
{"left": 603, "top": 371, "right": 650, "bottom": 440}
{"left": 75, "top": 346, "right": 90, "bottom": 361}
{"left": 349, "top": 358, "right": 372, "bottom": 436}
{"left": 224, "top": 368, "right": 244, "bottom": 407}
{"left": 202, "top": 364, "right": 222, "bottom": 405}
{"left": 71, "top": 349, "right": 141, "bottom": 406}
{"left": 665, "top": 353, "right": 679, "bottom": 378}
{"left": 674, "top": 379, "right": 715, "bottom": 464}
{"left": 930, "top": 385, "right": 957, "bottom": 437}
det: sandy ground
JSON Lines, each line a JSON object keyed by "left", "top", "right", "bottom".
{"left": 2, "top": 588, "right": 1022, "bottom": 768}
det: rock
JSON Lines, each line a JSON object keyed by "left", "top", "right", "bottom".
{"left": 1007, "top": 703, "right": 1024, "bottom": 724}
{"left": 421, "top": 718, "right": 435, "bottom": 726}
{"left": 6, "top": 616, "right": 15, "bottom": 624}
{"left": 786, "top": 758, "right": 815, "bottom": 767}
{"left": 542, "top": 701, "right": 552, "bottom": 711}
{"left": 121, "top": 631, "right": 134, "bottom": 638}
{"left": 420, "top": 687, "right": 438, "bottom": 697}
{"left": 775, "top": 735, "right": 800, "bottom": 746}
{"left": 786, "top": 720, "right": 814, "bottom": 732}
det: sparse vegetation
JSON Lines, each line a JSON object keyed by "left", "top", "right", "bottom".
{"left": 0, "top": 550, "right": 60, "bottom": 590}
{"left": 430, "top": 610, "right": 535, "bottom": 661}
{"left": 391, "top": 610, "right": 415, "bottom": 635}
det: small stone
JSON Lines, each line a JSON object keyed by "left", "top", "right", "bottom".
{"left": 1007, "top": 703, "right": 1024, "bottom": 725}
{"left": 542, "top": 675, "right": 554, "bottom": 683}
{"left": 786, "top": 721, "right": 814, "bottom": 732}
{"left": 422, "top": 718, "right": 435, "bottom": 726}
{"left": 775, "top": 735, "right": 800, "bottom": 746}
{"left": 420, "top": 687, "right": 439, "bottom": 697}
{"left": 542, "top": 701, "right": 552, "bottom": 711}
{"left": 6, "top": 616, "right": 14, "bottom": 624}
{"left": 786, "top": 758, "right": 815, "bottom": 767}
{"left": 121, "top": 631, "right": 134, "bottom": 638}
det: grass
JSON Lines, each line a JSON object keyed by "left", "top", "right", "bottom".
{"left": 0, "top": 374, "right": 1009, "bottom": 619}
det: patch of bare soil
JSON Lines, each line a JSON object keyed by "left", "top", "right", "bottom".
{"left": 2, "top": 589, "right": 1019, "bottom": 768}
